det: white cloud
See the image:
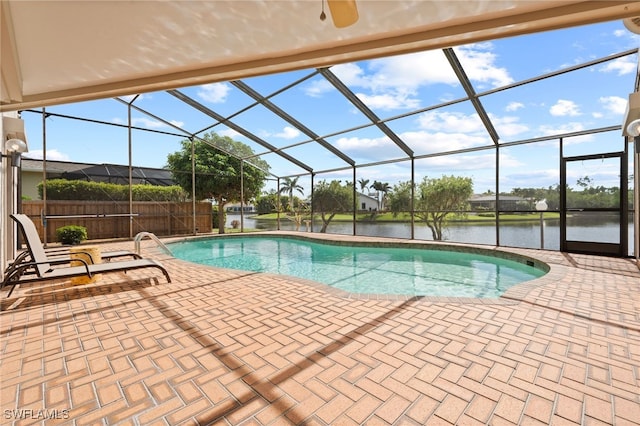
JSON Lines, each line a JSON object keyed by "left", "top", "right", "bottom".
{"left": 502, "top": 169, "right": 559, "bottom": 189}
{"left": 303, "top": 79, "right": 332, "bottom": 97}
{"left": 402, "top": 130, "right": 489, "bottom": 154}
{"left": 131, "top": 117, "right": 168, "bottom": 129}
{"left": 453, "top": 43, "right": 514, "bottom": 88}
{"left": 409, "top": 108, "right": 528, "bottom": 141}
{"left": 489, "top": 115, "right": 529, "bottom": 137}
{"left": 364, "top": 43, "right": 513, "bottom": 91}
{"left": 274, "top": 126, "right": 301, "bottom": 139}
{"left": 112, "top": 116, "right": 183, "bottom": 129}
{"left": 537, "top": 122, "right": 594, "bottom": 145}
{"left": 355, "top": 92, "right": 420, "bottom": 111}
{"left": 23, "top": 149, "right": 70, "bottom": 161}
{"left": 197, "top": 83, "right": 230, "bottom": 103}
{"left": 549, "top": 99, "right": 581, "bottom": 117}
{"left": 599, "top": 95, "right": 627, "bottom": 115}
{"left": 307, "top": 43, "right": 513, "bottom": 112}
{"left": 505, "top": 102, "right": 524, "bottom": 112}
{"left": 600, "top": 56, "right": 637, "bottom": 75}
{"left": 218, "top": 128, "right": 240, "bottom": 139}
{"left": 498, "top": 152, "right": 526, "bottom": 169}
{"left": 416, "top": 110, "right": 485, "bottom": 133}
{"left": 539, "top": 121, "right": 585, "bottom": 135}
{"left": 112, "top": 116, "right": 182, "bottom": 129}
{"left": 332, "top": 63, "right": 367, "bottom": 86}
{"left": 415, "top": 152, "right": 521, "bottom": 176}
{"left": 361, "top": 50, "right": 456, "bottom": 92}
{"left": 334, "top": 131, "right": 487, "bottom": 162}
{"left": 335, "top": 135, "right": 397, "bottom": 159}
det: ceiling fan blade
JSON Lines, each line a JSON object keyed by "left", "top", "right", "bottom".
{"left": 327, "top": 0, "right": 359, "bottom": 28}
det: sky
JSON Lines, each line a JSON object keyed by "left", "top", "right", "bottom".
{"left": 19, "top": 19, "right": 640, "bottom": 196}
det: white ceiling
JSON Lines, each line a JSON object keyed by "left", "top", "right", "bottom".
{"left": 2, "top": 0, "right": 640, "bottom": 112}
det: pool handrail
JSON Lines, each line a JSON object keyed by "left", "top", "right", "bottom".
{"left": 134, "top": 232, "right": 172, "bottom": 256}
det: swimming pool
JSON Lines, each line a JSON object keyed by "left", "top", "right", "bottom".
{"left": 168, "top": 235, "right": 548, "bottom": 298}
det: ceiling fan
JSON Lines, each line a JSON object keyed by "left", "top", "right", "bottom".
{"left": 320, "top": 0, "right": 359, "bottom": 28}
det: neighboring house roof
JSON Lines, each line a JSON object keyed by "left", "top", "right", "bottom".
{"left": 21, "top": 158, "right": 175, "bottom": 186}
{"left": 356, "top": 192, "right": 378, "bottom": 203}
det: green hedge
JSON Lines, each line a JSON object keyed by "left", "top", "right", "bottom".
{"left": 37, "top": 179, "right": 188, "bottom": 201}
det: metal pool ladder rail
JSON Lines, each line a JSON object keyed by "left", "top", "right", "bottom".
{"left": 134, "top": 232, "right": 172, "bottom": 256}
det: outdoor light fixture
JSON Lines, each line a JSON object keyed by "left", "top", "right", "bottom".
{"left": 622, "top": 92, "right": 640, "bottom": 135}
{"left": 627, "top": 119, "right": 640, "bottom": 154}
{"left": 1, "top": 116, "right": 28, "bottom": 167}
{"left": 320, "top": 0, "right": 359, "bottom": 28}
{"left": 2, "top": 137, "right": 28, "bottom": 167}
{"left": 622, "top": 92, "right": 640, "bottom": 153}
{"left": 627, "top": 119, "right": 640, "bottom": 138}
{"left": 5, "top": 137, "right": 27, "bottom": 153}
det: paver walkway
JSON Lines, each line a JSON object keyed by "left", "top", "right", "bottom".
{"left": 1, "top": 232, "right": 639, "bottom": 425}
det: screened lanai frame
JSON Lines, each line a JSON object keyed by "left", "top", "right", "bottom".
{"left": 20, "top": 40, "right": 640, "bottom": 258}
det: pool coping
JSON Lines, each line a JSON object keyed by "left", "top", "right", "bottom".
{"left": 163, "top": 231, "right": 558, "bottom": 305}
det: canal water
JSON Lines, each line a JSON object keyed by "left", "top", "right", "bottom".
{"left": 228, "top": 215, "right": 635, "bottom": 256}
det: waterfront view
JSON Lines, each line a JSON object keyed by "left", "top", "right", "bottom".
{"left": 229, "top": 214, "right": 635, "bottom": 256}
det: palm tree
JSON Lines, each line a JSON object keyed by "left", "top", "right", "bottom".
{"left": 357, "top": 178, "right": 370, "bottom": 194}
{"left": 372, "top": 180, "right": 391, "bottom": 211}
{"left": 279, "top": 177, "right": 304, "bottom": 212}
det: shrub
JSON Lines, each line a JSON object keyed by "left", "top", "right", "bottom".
{"left": 56, "top": 225, "right": 88, "bottom": 245}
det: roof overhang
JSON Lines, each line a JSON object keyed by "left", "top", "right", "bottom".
{"left": 2, "top": 1, "right": 640, "bottom": 112}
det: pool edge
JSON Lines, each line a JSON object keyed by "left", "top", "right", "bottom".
{"left": 164, "top": 231, "right": 554, "bottom": 304}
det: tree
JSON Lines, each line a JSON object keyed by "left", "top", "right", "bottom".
{"left": 387, "top": 181, "right": 413, "bottom": 216}
{"left": 357, "top": 178, "right": 370, "bottom": 193}
{"left": 576, "top": 176, "right": 593, "bottom": 190}
{"left": 278, "top": 176, "right": 308, "bottom": 230}
{"left": 312, "top": 180, "right": 353, "bottom": 233}
{"left": 166, "top": 133, "right": 269, "bottom": 233}
{"left": 371, "top": 180, "right": 391, "bottom": 211}
{"left": 255, "top": 190, "right": 278, "bottom": 214}
{"left": 415, "top": 175, "right": 473, "bottom": 240}
{"left": 279, "top": 177, "right": 304, "bottom": 212}
{"left": 511, "top": 187, "right": 539, "bottom": 200}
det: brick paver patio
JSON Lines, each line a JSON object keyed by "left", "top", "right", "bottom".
{"left": 1, "top": 232, "right": 639, "bottom": 425}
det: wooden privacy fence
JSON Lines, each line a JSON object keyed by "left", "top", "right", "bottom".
{"left": 21, "top": 201, "right": 212, "bottom": 242}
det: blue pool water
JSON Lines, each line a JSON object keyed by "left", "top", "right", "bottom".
{"left": 168, "top": 236, "right": 547, "bottom": 298}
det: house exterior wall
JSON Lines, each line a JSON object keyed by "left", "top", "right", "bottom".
{"left": 21, "top": 170, "right": 42, "bottom": 200}
{"left": 357, "top": 193, "right": 378, "bottom": 211}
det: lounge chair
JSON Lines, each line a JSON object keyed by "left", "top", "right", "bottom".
{"left": 2, "top": 214, "right": 171, "bottom": 297}
{"left": 8, "top": 214, "right": 141, "bottom": 265}
{"left": 4, "top": 214, "right": 144, "bottom": 281}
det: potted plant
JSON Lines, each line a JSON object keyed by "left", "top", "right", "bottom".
{"left": 56, "top": 225, "right": 88, "bottom": 245}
